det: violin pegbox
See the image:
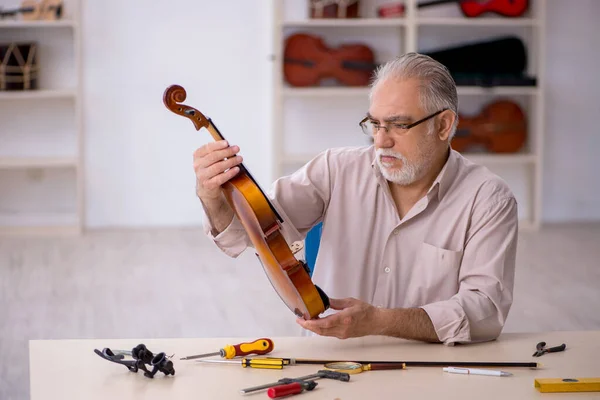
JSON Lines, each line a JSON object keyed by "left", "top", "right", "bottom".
{"left": 163, "top": 84, "right": 210, "bottom": 131}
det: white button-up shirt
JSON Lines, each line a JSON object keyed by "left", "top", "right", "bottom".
{"left": 202, "top": 145, "right": 518, "bottom": 345}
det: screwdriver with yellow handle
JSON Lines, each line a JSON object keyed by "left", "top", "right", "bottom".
{"left": 179, "top": 338, "right": 274, "bottom": 360}
{"left": 195, "top": 357, "right": 285, "bottom": 369}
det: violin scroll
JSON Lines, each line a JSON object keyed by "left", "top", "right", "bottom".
{"left": 163, "top": 84, "right": 209, "bottom": 131}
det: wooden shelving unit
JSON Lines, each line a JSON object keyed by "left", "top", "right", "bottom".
{"left": 0, "top": 0, "right": 83, "bottom": 236}
{"left": 271, "top": 0, "right": 545, "bottom": 229}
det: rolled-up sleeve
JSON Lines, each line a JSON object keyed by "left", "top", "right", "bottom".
{"left": 201, "top": 208, "right": 251, "bottom": 258}
{"left": 201, "top": 150, "right": 332, "bottom": 257}
{"left": 421, "top": 196, "right": 518, "bottom": 345}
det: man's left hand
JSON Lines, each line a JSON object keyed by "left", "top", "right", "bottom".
{"left": 296, "top": 297, "right": 381, "bottom": 339}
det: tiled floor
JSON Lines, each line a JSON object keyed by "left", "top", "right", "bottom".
{"left": 1, "top": 222, "right": 599, "bottom": 399}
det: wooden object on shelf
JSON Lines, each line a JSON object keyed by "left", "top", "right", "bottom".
{"left": 377, "top": 3, "right": 405, "bottom": 18}
{"left": 0, "top": 0, "right": 63, "bottom": 21}
{"left": 310, "top": 0, "right": 360, "bottom": 18}
{"left": 451, "top": 100, "right": 527, "bottom": 153}
{"left": 0, "top": 42, "right": 38, "bottom": 90}
{"left": 283, "top": 33, "right": 377, "bottom": 87}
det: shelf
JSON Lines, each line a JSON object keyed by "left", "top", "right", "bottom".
{"left": 282, "top": 86, "right": 538, "bottom": 97}
{"left": 0, "top": 156, "right": 78, "bottom": 169}
{"left": 460, "top": 153, "right": 537, "bottom": 165}
{"left": 0, "top": 89, "right": 77, "bottom": 100}
{"left": 283, "top": 87, "right": 369, "bottom": 97}
{"left": 457, "top": 86, "right": 538, "bottom": 96}
{"left": 282, "top": 18, "right": 405, "bottom": 27}
{"left": 417, "top": 17, "right": 539, "bottom": 27}
{"left": 0, "top": 20, "right": 77, "bottom": 29}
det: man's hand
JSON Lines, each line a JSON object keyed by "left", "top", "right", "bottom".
{"left": 296, "top": 298, "right": 381, "bottom": 339}
{"left": 297, "top": 298, "right": 441, "bottom": 343}
{"left": 194, "top": 140, "right": 243, "bottom": 201}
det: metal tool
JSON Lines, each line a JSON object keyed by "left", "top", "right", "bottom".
{"left": 265, "top": 357, "right": 540, "bottom": 368}
{"left": 180, "top": 338, "right": 274, "bottom": 360}
{"left": 533, "top": 341, "right": 566, "bottom": 357}
{"left": 324, "top": 361, "right": 406, "bottom": 374}
{"left": 93, "top": 344, "right": 175, "bottom": 379}
{"left": 240, "top": 369, "right": 350, "bottom": 394}
{"left": 196, "top": 357, "right": 286, "bottom": 369}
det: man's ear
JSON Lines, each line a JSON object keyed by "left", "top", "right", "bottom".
{"left": 437, "top": 110, "right": 455, "bottom": 141}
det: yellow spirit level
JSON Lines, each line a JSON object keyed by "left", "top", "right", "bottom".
{"left": 534, "top": 378, "right": 600, "bottom": 393}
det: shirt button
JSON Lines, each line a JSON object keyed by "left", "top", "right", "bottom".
{"left": 393, "top": 228, "right": 399, "bottom": 235}
{"left": 384, "top": 267, "right": 391, "bottom": 273}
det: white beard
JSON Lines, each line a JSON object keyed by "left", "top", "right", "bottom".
{"left": 376, "top": 148, "right": 420, "bottom": 185}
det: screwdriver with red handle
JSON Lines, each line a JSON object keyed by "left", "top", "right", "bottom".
{"left": 179, "top": 338, "right": 274, "bottom": 360}
{"left": 268, "top": 381, "right": 318, "bottom": 398}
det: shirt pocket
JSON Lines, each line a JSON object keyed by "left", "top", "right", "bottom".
{"left": 412, "top": 242, "right": 463, "bottom": 303}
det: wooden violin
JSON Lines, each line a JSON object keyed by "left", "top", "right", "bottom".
{"left": 283, "top": 33, "right": 378, "bottom": 87}
{"left": 451, "top": 100, "right": 527, "bottom": 153}
{"left": 163, "top": 85, "right": 330, "bottom": 320}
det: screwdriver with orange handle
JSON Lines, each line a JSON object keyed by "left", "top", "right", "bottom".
{"left": 179, "top": 338, "right": 274, "bottom": 360}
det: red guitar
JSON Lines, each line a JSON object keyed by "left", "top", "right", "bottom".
{"left": 418, "top": 0, "right": 529, "bottom": 18}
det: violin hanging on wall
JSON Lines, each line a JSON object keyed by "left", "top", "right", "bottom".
{"left": 283, "top": 33, "right": 378, "bottom": 87}
{"left": 163, "top": 85, "right": 330, "bottom": 320}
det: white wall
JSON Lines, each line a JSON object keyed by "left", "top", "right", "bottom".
{"left": 82, "top": 0, "right": 600, "bottom": 228}
{"left": 542, "top": 0, "right": 600, "bottom": 222}
{"left": 83, "top": 0, "right": 274, "bottom": 227}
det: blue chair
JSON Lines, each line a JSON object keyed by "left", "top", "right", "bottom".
{"left": 304, "top": 222, "right": 323, "bottom": 277}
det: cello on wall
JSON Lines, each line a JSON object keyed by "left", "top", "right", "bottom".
{"left": 163, "top": 85, "right": 330, "bottom": 320}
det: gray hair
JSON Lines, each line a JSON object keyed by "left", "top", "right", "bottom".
{"left": 369, "top": 52, "right": 459, "bottom": 139}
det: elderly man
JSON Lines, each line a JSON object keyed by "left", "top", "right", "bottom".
{"left": 194, "top": 52, "right": 518, "bottom": 346}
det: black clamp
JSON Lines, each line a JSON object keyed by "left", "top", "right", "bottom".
{"left": 94, "top": 343, "right": 175, "bottom": 378}
{"left": 532, "top": 341, "right": 566, "bottom": 357}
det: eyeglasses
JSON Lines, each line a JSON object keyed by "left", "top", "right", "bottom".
{"left": 359, "top": 108, "right": 448, "bottom": 137}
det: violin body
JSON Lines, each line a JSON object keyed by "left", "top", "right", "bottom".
{"left": 417, "top": 0, "right": 528, "bottom": 18}
{"left": 451, "top": 100, "right": 527, "bottom": 153}
{"left": 283, "top": 33, "right": 377, "bottom": 87}
{"left": 459, "top": 0, "right": 529, "bottom": 18}
{"left": 163, "top": 85, "right": 329, "bottom": 320}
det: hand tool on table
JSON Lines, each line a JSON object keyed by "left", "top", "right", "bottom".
{"left": 323, "top": 361, "right": 406, "bottom": 374}
{"left": 264, "top": 357, "right": 540, "bottom": 368}
{"left": 196, "top": 358, "right": 286, "bottom": 369}
{"left": 267, "top": 381, "right": 318, "bottom": 399}
{"left": 93, "top": 344, "right": 175, "bottom": 379}
{"left": 240, "top": 369, "right": 350, "bottom": 395}
{"left": 532, "top": 341, "right": 566, "bottom": 357}
{"left": 535, "top": 378, "right": 600, "bottom": 393}
{"left": 180, "top": 338, "right": 274, "bottom": 360}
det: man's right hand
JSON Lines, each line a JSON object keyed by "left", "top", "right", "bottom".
{"left": 194, "top": 140, "right": 243, "bottom": 201}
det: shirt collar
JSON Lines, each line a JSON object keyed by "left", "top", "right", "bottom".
{"left": 370, "top": 146, "right": 459, "bottom": 202}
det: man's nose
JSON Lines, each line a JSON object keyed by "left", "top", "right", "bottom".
{"left": 374, "top": 131, "right": 394, "bottom": 148}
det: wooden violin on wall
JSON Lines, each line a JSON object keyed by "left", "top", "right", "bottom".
{"left": 163, "top": 85, "right": 330, "bottom": 320}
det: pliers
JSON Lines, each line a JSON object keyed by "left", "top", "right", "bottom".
{"left": 532, "top": 341, "right": 566, "bottom": 357}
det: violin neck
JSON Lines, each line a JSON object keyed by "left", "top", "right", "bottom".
{"left": 206, "top": 119, "right": 284, "bottom": 224}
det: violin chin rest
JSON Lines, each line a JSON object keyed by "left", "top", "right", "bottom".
{"left": 315, "top": 285, "right": 330, "bottom": 311}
